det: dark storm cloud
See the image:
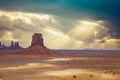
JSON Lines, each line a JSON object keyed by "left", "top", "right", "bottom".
{"left": 0, "top": 0, "right": 119, "bottom": 17}
{"left": 0, "top": 0, "right": 120, "bottom": 38}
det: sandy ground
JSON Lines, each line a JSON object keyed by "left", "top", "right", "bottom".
{"left": 0, "top": 52, "right": 120, "bottom": 80}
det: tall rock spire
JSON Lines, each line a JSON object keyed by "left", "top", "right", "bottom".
{"left": 11, "top": 41, "right": 14, "bottom": 47}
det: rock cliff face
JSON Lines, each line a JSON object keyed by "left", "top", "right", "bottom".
{"left": 20, "top": 33, "right": 56, "bottom": 56}
{"left": 31, "top": 33, "right": 44, "bottom": 47}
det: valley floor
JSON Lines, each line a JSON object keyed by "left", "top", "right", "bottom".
{"left": 0, "top": 52, "right": 120, "bottom": 80}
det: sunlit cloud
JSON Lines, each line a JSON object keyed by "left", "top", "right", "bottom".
{"left": 68, "top": 20, "right": 108, "bottom": 43}
{"left": 0, "top": 10, "right": 120, "bottom": 49}
{"left": 0, "top": 10, "right": 85, "bottom": 49}
{"left": 79, "top": 21, "right": 99, "bottom": 26}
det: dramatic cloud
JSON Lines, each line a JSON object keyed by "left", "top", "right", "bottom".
{"left": 0, "top": 0, "right": 120, "bottom": 35}
{"left": 0, "top": 10, "right": 83, "bottom": 49}
{"left": 0, "top": 10, "right": 120, "bottom": 49}
{"left": 68, "top": 20, "right": 109, "bottom": 42}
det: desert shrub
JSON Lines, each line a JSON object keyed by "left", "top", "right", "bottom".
{"left": 73, "top": 75, "right": 76, "bottom": 78}
{"left": 89, "top": 75, "right": 93, "bottom": 77}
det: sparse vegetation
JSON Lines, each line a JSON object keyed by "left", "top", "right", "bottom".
{"left": 73, "top": 75, "right": 76, "bottom": 78}
{"left": 0, "top": 52, "right": 120, "bottom": 80}
{"left": 89, "top": 75, "right": 93, "bottom": 77}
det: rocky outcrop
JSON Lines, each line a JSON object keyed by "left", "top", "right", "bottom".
{"left": 0, "top": 42, "right": 7, "bottom": 49}
{"left": 21, "top": 45, "right": 55, "bottom": 55}
{"left": 0, "top": 41, "right": 23, "bottom": 50}
{"left": 31, "top": 33, "right": 44, "bottom": 47}
{"left": 8, "top": 41, "right": 23, "bottom": 49}
{"left": 19, "top": 33, "right": 57, "bottom": 56}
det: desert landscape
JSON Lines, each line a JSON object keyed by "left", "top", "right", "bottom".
{"left": 0, "top": 33, "right": 120, "bottom": 80}
{"left": 0, "top": 52, "right": 120, "bottom": 80}
{"left": 0, "top": 1, "right": 120, "bottom": 80}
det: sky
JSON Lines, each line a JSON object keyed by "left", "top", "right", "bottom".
{"left": 0, "top": 0, "right": 120, "bottom": 49}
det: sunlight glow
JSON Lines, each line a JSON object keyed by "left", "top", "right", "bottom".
{"left": 44, "top": 69, "right": 86, "bottom": 76}
{"left": 79, "top": 21, "right": 99, "bottom": 26}
{"left": 68, "top": 20, "right": 100, "bottom": 42}
{"left": 44, "top": 28, "right": 62, "bottom": 36}
{"left": 0, "top": 63, "right": 55, "bottom": 70}
{"left": 46, "top": 58, "right": 71, "bottom": 61}
{"left": 0, "top": 10, "right": 118, "bottom": 49}
{"left": 94, "top": 31, "right": 98, "bottom": 37}
{"left": 1, "top": 31, "right": 15, "bottom": 41}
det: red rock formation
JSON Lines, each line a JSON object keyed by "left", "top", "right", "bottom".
{"left": 21, "top": 45, "right": 55, "bottom": 55}
{"left": 20, "top": 33, "right": 57, "bottom": 56}
{"left": 31, "top": 33, "right": 44, "bottom": 47}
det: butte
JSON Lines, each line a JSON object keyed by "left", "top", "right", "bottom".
{"left": 19, "top": 33, "right": 57, "bottom": 56}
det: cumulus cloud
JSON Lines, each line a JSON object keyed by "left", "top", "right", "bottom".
{"left": 68, "top": 20, "right": 109, "bottom": 42}
{"left": 0, "top": 10, "right": 84, "bottom": 49}
{"left": 0, "top": 10, "right": 58, "bottom": 47}
{"left": 0, "top": 10, "right": 119, "bottom": 49}
{"left": 95, "top": 38, "right": 120, "bottom": 49}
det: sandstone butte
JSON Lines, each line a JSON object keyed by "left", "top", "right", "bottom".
{"left": 19, "top": 33, "right": 57, "bottom": 56}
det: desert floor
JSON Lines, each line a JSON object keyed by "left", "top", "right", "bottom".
{"left": 0, "top": 52, "right": 120, "bottom": 80}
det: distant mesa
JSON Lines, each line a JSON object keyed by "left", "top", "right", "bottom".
{"left": 19, "top": 33, "right": 57, "bottom": 55}
{"left": 0, "top": 41, "right": 23, "bottom": 50}
{"left": 9, "top": 41, "right": 23, "bottom": 49}
{"left": 0, "top": 33, "right": 57, "bottom": 56}
{"left": 0, "top": 42, "right": 7, "bottom": 49}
